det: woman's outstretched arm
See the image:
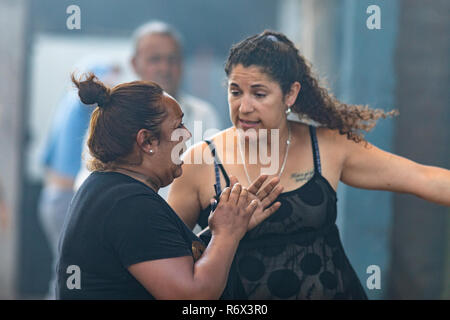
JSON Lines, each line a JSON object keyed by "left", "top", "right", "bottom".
{"left": 340, "top": 135, "right": 450, "bottom": 206}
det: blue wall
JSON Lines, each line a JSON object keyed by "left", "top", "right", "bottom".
{"left": 336, "top": 0, "right": 399, "bottom": 299}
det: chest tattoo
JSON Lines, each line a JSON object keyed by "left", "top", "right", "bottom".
{"left": 290, "top": 169, "right": 315, "bottom": 183}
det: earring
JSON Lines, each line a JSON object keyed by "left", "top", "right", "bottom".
{"left": 285, "top": 106, "right": 292, "bottom": 115}
{"left": 148, "top": 149, "right": 153, "bottom": 154}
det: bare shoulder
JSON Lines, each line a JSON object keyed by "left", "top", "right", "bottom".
{"left": 182, "top": 139, "right": 213, "bottom": 167}
{"left": 314, "top": 126, "right": 353, "bottom": 186}
{"left": 316, "top": 126, "right": 346, "bottom": 144}
{"left": 210, "top": 127, "right": 235, "bottom": 145}
{"left": 182, "top": 127, "right": 234, "bottom": 165}
{"left": 175, "top": 128, "right": 234, "bottom": 190}
{"left": 168, "top": 140, "right": 214, "bottom": 228}
{"left": 315, "top": 126, "right": 370, "bottom": 155}
{"left": 315, "top": 126, "right": 348, "bottom": 153}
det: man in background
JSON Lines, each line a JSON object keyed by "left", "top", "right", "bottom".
{"left": 131, "top": 21, "right": 221, "bottom": 199}
{"left": 74, "top": 22, "right": 222, "bottom": 199}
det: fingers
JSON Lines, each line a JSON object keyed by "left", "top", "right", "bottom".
{"left": 256, "top": 176, "right": 280, "bottom": 201}
{"left": 237, "top": 187, "right": 248, "bottom": 207}
{"left": 261, "top": 184, "right": 284, "bottom": 208}
{"left": 228, "top": 176, "right": 244, "bottom": 205}
{"left": 252, "top": 201, "right": 281, "bottom": 228}
{"left": 245, "top": 199, "right": 259, "bottom": 216}
{"left": 261, "top": 201, "right": 282, "bottom": 221}
{"left": 228, "top": 183, "right": 242, "bottom": 204}
{"left": 219, "top": 187, "right": 231, "bottom": 202}
{"left": 229, "top": 175, "right": 239, "bottom": 187}
{"left": 247, "top": 174, "right": 268, "bottom": 195}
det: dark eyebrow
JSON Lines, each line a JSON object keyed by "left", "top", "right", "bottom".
{"left": 250, "top": 84, "right": 269, "bottom": 89}
{"left": 229, "top": 82, "right": 268, "bottom": 90}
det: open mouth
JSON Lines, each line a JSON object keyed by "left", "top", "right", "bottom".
{"left": 238, "top": 118, "right": 261, "bottom": 129}
{"left": 176, "top": 145, "right": 186, "bottom": 165}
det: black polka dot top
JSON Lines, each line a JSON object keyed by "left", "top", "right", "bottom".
{"left": 198, "top": 126, "right": 368, "bottom": 300}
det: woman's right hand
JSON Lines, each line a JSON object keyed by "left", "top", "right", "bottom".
{"left": 207, "top": 183, "right": 258, "bottom": 241}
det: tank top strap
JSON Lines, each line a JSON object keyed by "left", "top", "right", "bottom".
{"left": 204, "top": 140, "right": 231, "bottom": 194}
{"left": 308, "top": 125, "right": 322, "bottom": 174}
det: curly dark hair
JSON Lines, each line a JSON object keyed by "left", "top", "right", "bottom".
{"left": 224, "top": 30, "right": 398, "bottom": 144}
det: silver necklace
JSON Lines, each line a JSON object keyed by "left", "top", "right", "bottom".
{"left": 238, "top": 122, "right": 292, "bottom": 185}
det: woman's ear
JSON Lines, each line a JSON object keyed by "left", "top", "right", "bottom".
{"left": 136, "top": 128, "right": 158, "bottom": 155}
{"left": 285, "top": 81, "right": 301, "bottom": 107}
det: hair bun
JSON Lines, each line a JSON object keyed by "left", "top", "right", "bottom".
{"left": 71, "top": 72, "right": 111, "bottom": 107}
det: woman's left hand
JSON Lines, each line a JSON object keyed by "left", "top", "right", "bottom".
{"left": 229, "top": 175, "right": 283, "bottom": 230}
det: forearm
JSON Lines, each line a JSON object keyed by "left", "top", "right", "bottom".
{"left": 191, "top": 234, "right": 239, "bottom": 299}
{"left": 417, "top": 165, "right": 450, "bottom": 206}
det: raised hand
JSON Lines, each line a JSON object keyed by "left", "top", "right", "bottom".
{"left": 229, "top": 175, "right": 283, "bottom": 230}
{"left": 207, "top": 183, "right": 259, "bottom": 241}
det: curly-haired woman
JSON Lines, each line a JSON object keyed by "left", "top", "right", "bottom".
{"left": 168, "top": 30, "right": 450, "bottom": 300}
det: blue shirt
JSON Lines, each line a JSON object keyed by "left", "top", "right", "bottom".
{"left": 42, "top": 92, "right": 93, "bottom": 178}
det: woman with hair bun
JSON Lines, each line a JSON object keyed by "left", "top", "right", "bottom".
{"left": 56, "top": 73, "right": 283, "bottom": 299}
{"left": 38, "top": 62, "right": 120, "bottom": 299}
{"left": 168, "top": 30, "right": 450, "bottom": 299}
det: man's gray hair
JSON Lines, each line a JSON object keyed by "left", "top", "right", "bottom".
{"left": 132, "top": 21, "right": 183, "bottom": 55}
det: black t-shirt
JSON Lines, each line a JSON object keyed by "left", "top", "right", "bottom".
{"left": 56, "top": 171, "right": 201, "bottom": 300}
